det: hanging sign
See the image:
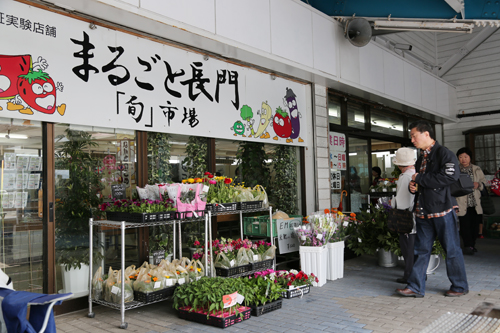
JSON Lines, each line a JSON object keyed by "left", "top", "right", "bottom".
{"left": 0, "top": 1, "right": 309, "bottom": 147}
{"left": 329, "top": 132, "right": 346, "bottom": 170}
{"left": 331, "top": 170, "right": 341, "bottom": 190}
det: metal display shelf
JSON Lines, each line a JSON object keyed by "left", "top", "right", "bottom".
{"left": 87, "top": 206, "right": 272, "bottom": 329}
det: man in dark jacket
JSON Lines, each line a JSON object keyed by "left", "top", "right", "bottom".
{"left": 396, "top": 120, "right": 468, "bottom": 298}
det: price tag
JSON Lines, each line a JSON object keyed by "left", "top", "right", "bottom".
{"left": 196, "top": 276, "right": 201, "bottom": 281}
{"left": 236, "top": 293, "right": 245, "bottom": 304}
{"left": 343, "top": 221, "right": 349, "bottom": 227}
{"left": 253, "top": 255, "right": 258, "bottom": 261}
{"left": 192, "top": 210, "right": 199, "bottom": 218}
{"left": 154, "top": 281, "right": 161, "bottom": 289}
{"left": 203, "top": 185, "right": 209, "bottom": 193}
{"left": 230, "top": 259, "right": 235, "bottom": 267}
{"left": 111, "top": 286, "right": 120, "bottom": 294}
{"left": 178, "top": 278, "right": 185, "bottom": 285}
{"left": 166, "top": 279, "right": 173, "bottom": 286}
{"left": 222, "top": 292, "right": 238, "bottom": 308}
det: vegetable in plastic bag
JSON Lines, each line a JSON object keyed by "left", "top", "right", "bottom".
{"left": 91, "top": 266, "right": 103, "bottom": 301}
{"left": 263, "top": 245, "right": 277, "bottom": 260}
{"left": 236, "top": 247, "right": 250, "bottom": 266}
{"left": 214, "top": 252, "right": 232, "bottom": 269}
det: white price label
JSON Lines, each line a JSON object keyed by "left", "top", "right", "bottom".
{"left": 111, "top": 286, "right": 120, "bottom": 294}
{"left": 178, "top": 278, "right": 185, "bottom": 285}
{"left": 230, "top": 259, "right": 235, "bottom": 267}
{"left": 166, "top": 279, "right": 173, "bottom": 286}
{"left": 236, "top": 293, "right": 245, "bottom": 304}
{"left": 203, "top": 185, "right": 209, "bottom": 193}
{"left": 253, "top": 255, "right": 258, "bottom": 261}
{"left": 154, "top": 281, "right": 161, "bottom": 289}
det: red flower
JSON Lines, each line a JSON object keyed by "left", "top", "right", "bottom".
{"left": 204, "top": 171, "right": 211, "bottom": 176}
{"left": 100, "top": 203, "right": 108, "bottom": 211}
{"left": 224, "top": 178, "right": 231, "bottom": 184}
{"left": 193, "top": 240, "right": 200, "bottom": 246}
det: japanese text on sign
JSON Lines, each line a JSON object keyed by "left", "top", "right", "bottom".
{"left": 277, "top": 218, "right": 302, "bottom": 254}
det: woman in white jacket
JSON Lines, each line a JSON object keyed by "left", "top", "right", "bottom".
{"left": 392, "top": 148, "right": 417, "bottom": 284}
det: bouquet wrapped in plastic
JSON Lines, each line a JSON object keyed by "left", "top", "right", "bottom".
{"left": 91, "top": 266, "right": 103, "bottom": 301}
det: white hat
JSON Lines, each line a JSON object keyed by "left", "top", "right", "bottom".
{"left": 393, "top": 147, "right": 416, "bottom": 166}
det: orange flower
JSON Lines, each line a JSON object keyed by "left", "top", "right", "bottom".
{"left": 145, "top": 280, "right": 150, "bottom": 283}
{"left": 332, "top": 207, "right": 338, "bottom": 213}
{"left": 324, "top": 208, "right": 330, "bottom": 214}
{"left": 182, "top": 179, "right": 187, "bottom": 184}
{"left": 152, "top": 277, "right": 158, "bottom": 282}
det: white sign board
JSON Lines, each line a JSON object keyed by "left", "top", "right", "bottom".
{"left": 0, "top": 2, "right": 308, "bottom": 146}
{"left": 277, "top": 217, "right": 301, "bottom": 254}
{"left": 329, "top": 132, "right": 346, "bottom": 170}
{"left": 331, "top": 170, "right": 341, "bottom": 190}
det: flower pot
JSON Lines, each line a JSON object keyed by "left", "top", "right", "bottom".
{"left": 377, "top": 249, "right": 397, "bottom": 267}
{"left": 60, "top": 264, "right": 89, "bottom": 297}
{"left": 426, "top": 254, "right": 440, "bottom": 274}
{"left": 327, "top": 241, "right": 344, "bottom": 281}
{"left": 299, "top": 245, "right": 327, "bottom": 287}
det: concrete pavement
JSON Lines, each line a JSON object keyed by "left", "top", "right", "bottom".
{"left": 55, "top": 237, "right": 500, "bottom": 332}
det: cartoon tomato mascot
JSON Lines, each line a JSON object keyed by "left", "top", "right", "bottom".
{"left": 0, "top": 55, "right": 31, "bottom": 101}
{"left": 272, "top": 106, "right": 292, "bottom": 140}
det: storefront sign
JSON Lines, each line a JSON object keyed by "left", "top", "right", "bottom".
{"left": 329, "top": 132, "right": 346, "bottom": 170}
{"left": 0, "top": 2, "right": 308, "bottom": 146}
{"left": 331, "top": 170, "right": 341, "bottom": 190}
{"left": 277, "top": 217, "right": 301, "bottom": 254}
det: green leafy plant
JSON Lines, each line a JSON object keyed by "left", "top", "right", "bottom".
{"left": 236, "top": 142, "right": 270, "bottom": 189}
{"left": 183, "top": 136, "right": 207, "bottom": 178}
{"left": 149, "top": 227, "right": 173, "bottom": 254}
{"left": 55, "top": 129, "right": 104, "bottom": 270}
{"left": 345, "top": 203, "right": 399, "bottom": 256}
{"left": 102, "top": 198, "right": 176, "bottom": 213}
{"left": 269, "top": 145, "right": 298, "bottom": 214}
{"left": 148, "top": 132, "right": 172, "bottom": 184}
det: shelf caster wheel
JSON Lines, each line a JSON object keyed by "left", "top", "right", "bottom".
{"left": 120, "top": 322, "right": 128, "bottom": 329}
{"left": 87, "top": 313, "right": 95, "bottom": 318}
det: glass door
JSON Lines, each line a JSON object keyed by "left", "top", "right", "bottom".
{"left": 0, "top": 118, "right": 43, "bottom": 292}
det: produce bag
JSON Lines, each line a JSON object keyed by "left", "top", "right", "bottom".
{"left": 175, "top": 265, "right": 189, "bottom": 285}
{"left": 179, "top": 257, "right": 191, "bottom": 269}
{"left": 236, "top": 247, "right": 250, "bottom": 266}
{"left": 149, "top": 266, "right": 166, "bottom": 291}
{"left": 263, "top": 245, "right": 277, "bottom": 260}
{"left": 133, "top": 267, "right": 154, "bottom": 293}
{"left": 91, "top": 266, "right": 103, "bottom": 301}
{"left": 163, "top": 266, "right": 178, "bottom": 287}
{"left": 253, "top": 185, "right": 269, "bottom": 208}
{"left": 111, "top": 270, "right": 134, "bottom": 303}
{"left": 246, "top": 248, "right": 257, "bottom": 263}
{"left": 187, "top": 259, "right": 204, "bottom": 281}
{"left": 103, "top": 267, "right": 117, "bottom": 302}
{"left": 214, "top": 252, "right": 232, "bottom": 268}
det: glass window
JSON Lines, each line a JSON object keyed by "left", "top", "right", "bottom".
{"left": 54, "top": 124, "right": 138, "bottom": 296}
{"left": 347, "top": 102, "right": 365, "bottom": 130}
{"left": 0, "top": 118, "right": 43, "bottom": 292}
{"left": 328, "top": 96, "right": 341, "bottom": 125}
{"left": 472, "top": 133, "right": 498, "bottom": 175}
{"left": 371, "top": 109, "right": 404, "bottom": 137}
{"left": 346, "top": 137, "right": 369, "bottom": 212}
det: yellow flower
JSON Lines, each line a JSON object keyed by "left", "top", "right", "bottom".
{"left": 182, "top": 179, "right": 187, "bottom": 184}
{"left": 188, "top": 178, "right": 195, "bottom": 183}
{"left": 165, "top": 275, "right": 170, "bottom": 278}
{"left": 197, "top": 268, "right": 201, "bottom": 272}
{"left": 195, "top": 178, "right": 203, "bottom": 183}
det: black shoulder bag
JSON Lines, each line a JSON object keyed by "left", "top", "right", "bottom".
{"left": 387, "top": 208, "right": 414, "bottom": 234}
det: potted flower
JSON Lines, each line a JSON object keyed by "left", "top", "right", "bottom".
{"left": 173, "top": 277, "right": 251, "bottom": 328}
{"left": 149, "top": 231, "right": 173, "bottom": 265}
{"left": 101, "top": 198, "right": 176, "bottom": 222}
{"left": 205, "top": 175, "right": 239, "bottom": 212}
{"left": 186, "top": 235, "right": 204, "bottom": 260}
{"left": 326, "top": 209, "right": 355, "bottom": 281}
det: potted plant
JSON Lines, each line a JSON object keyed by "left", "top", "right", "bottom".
{"left": 236, "top": 142, "right": 270, "bottom": 189}
{"left": 269, "top": 145, "right": 298, "bottom": 214}
{"left": 182, "top": 136, "right": 207, "bottom": 178}
{"left": 147, "top": 132, "right": 172, "bottom": 184}
{"left": 149, "top": 230, "right": 173, "bottom": 265}
{"left": 326, "top": 210, "right": 355, "bottom": 281}
{"left": 55, "top": 129, "right": 104, "bottom": 296}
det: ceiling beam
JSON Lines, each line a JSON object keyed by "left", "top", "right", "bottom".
{"left": 438, "top": 26, "right": 499, "bottom": 77}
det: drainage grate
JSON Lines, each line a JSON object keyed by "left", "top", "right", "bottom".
{"left": 421, "top": 312, "right": 500, "bottom": 333}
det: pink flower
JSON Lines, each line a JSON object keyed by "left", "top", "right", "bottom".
{"left": 209, "top": 180, "right": 217, "bottom": 185}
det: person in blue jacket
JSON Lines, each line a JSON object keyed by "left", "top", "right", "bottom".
{"left": 396, "top": 120, "right": 468, "bottom": 298}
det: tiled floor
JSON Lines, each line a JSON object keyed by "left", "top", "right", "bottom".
{"left": 55, "top": 237, "right": 500, "bottom": 332}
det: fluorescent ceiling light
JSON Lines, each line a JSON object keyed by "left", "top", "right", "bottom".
{"left": 0, "top": 133, "right": 28, "bottom": 139}
{"left": 349, "top": 153, "right": 357, "bottom": 156}
{"left": 169, "top": 159, "right": 180, "bottom": 163}
{"left": 374, "top": 20, "right": 473, "bottom": 33}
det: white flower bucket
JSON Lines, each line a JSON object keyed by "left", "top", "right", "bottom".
{"left": 327, "top": 241, "right": 344, "bottom": 281}
{"left": 299, "top": 245, "right": 327, "bottom": 287}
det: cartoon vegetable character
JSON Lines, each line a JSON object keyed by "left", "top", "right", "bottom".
{"left": 231, "top": 120, "right": 245, "bottom": 136}
{"left": 17, "top": 69, "right": 65, "bottom": 115}
{"left": 240, "top": 105, "right": 255, "bottom": 137}
{"left": 284, "top": 87, "right": 303, "bottom": 143}
{"left": 254, "top": 101, "right": 272, "bottom": 139}
{"left": 272, "top": 106, "right": 292, "bottom": 140}
{"left": 0, "top": 55, "right": 31, "bottom": 100}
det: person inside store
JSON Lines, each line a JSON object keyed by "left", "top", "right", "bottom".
{"left": 372, "top": 166, "right": 382, "bottom": 186}
{"left": 391, "top": 147, "right": 416, "bottom": 284}
{"left": 350, "top": 166, "right": 362, "bottom": 193}
{"left": 456, "top": 147, "right": 486, "bottom": 255}
{"left": 396, "top": 120, "right": 468, "bottom": 298}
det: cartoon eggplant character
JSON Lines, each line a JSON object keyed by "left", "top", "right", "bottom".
{"left": 254, "top": 101, "right": 272, "bottom": 139}
{"left": 284, "top": 87, "right": 303, "bottom": 143}
{"left": 272, "top": 106, "right": 292, "bottom": 140}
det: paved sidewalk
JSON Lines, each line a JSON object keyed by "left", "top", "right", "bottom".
{"left": 55, "top": 238, "right": 500, "bottom": 333}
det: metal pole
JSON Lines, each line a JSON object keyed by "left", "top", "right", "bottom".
{"left": 178, "top": 220, "right": 182, "bottom": 260}
{"left": 204, "top": 213, "right": 208, "bottom": 276}
{"left": 173, "top": 220, "right": 176, "bottom": 261}
{"left": 120, "top": 221, "right": 126, "bottom": 328}
{"left": 209, "top": 211, "right": 213, "bottom": 277}
{"left": 88, "top": 218, "right": 93, "bottom": 317}
{"left": 269, "top": 207, "right": 274, "bottom": 270}
{"left": 239, "top": 211, "right": 243, "bottom": 240}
